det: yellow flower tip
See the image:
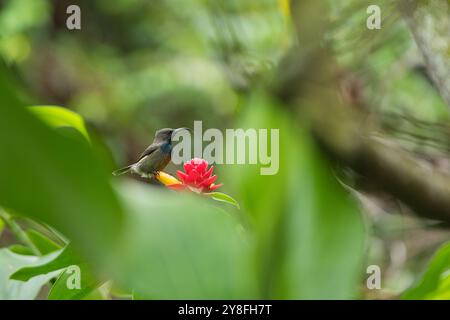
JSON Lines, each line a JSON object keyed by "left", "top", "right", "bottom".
{"left": 155, "top": 171, "right": 181, "bottom": 186}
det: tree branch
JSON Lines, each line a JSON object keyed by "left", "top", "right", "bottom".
{"left": 273, "top": 0, "right": 450, "bottom": 223}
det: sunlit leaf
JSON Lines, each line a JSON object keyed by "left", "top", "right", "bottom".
{"left": 29, "top": 106, "right": 90, "bottom": 142}
{"left": 0, "top": 216, "right": 4, "bottom": 236}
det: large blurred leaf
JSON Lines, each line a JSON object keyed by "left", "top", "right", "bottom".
{"left": 0, "top": 62, "right": 256, "bottom": 300}
{"left": 109, "top": 182, "right": 256, "bottom": 299}
{"left": 0, "top": 63, "right": 123, "bottom": 261}
{"left": 0, "top": 249, "right": 59, "bottom": 299}
{"left": 227, "top": 94, "right": 365, "bottom": 299}
{"left": 29, "top": 106, "right": 90, "bottom": 142}
{"left": 403, "top": 242, "right": 450, "bottom": 300}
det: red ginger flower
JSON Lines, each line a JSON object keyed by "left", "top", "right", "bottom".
{"left": 169, "top": 158, "right": 223, "bottom": 193}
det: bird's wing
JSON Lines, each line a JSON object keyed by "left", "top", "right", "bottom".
{"left": 137, "top": 143, "right": 159, "bottom": 161}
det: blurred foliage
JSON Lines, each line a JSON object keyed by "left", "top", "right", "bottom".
{"left": 29, "top": 105, "right": 90, "bottom": 141}
{"left": 0, "top": 0, "right": 448, "bottom": 300}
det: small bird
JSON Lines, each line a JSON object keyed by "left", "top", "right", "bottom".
{"left": 113, "top": 127, "right": 188, "bottom": 178}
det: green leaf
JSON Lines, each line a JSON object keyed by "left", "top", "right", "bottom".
{"left": 10, "top": 245, "right": 78, "bottom": 281}
{"left": 427, "top": 274, "right": 450, "bottom": 300}
{"left": 402, "top": 242, "right": 450, "bottom": 300}
{"left": 110, "top": 182, "right": 256, "bottom": 299}
{"left": 48, "top": 264, "right": 101, "bottom": 300}
{"left": 0, "top": 249, "right": 60, "bottom": 299}
{"left": 29, "top": 106, "right": 90, "bottom": 142}
{"left": 278, "top": 130, "right": 365, "bottom": 299}
{"left": 82, "top": 287, "right": 108, "bottom": 300}
{"left": 206, "top": 192, "right": 240, "bottom": 209}
{"left": 226, "top": 94, "right": 365, "bottom": 299}
{"left": 26, "top": 229, "right": 62, "bottom": 255}
{"left": 0, "top": 63, "right": 123, "bottom": 262}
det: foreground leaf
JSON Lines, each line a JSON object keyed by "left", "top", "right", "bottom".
{"left": 48, "top": 264, "right": 101, "bottom": 300}
{"left": 0, "top": 63, "right": 123, "bottom": 262}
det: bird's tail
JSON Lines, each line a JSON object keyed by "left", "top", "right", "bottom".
{"left": 112, "top": 165, "right": 132, "bottom": 176}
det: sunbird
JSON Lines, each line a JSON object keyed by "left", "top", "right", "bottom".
{"left": 113, "top": 127, "right": 189, "bottom": 178}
